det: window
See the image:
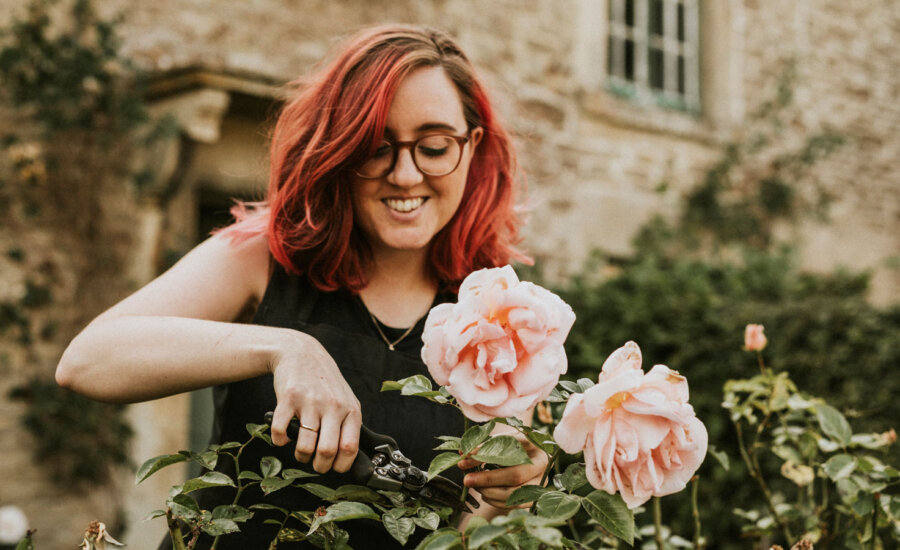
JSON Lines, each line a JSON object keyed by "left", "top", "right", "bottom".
{"left": 607, "top": 0, "right": 700, "bottom": 111}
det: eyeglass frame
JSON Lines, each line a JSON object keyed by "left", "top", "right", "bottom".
{"left": 353, "top": 132, "right": 475, "bottom": 179}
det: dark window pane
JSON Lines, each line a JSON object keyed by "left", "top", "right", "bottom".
{"left": 625, "top": 0, "right": 635, "bottom": 27}
{"left": 649, "top": 48, "right": 664, "bottom": 90}
{"left": 677, "top": 2, "right": 685, "bottom": 41}
{"left": 625, "top": 38, "right": 635, "bottom": 81}
{"left": 650, "top": 0, "right": 664, "bottom": 36}
{"left": 678, "top": 54, "right": 685, "bottom": 94}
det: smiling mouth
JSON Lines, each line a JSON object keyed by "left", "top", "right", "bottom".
{"left": 383, "top": 197, "right": 426, "bottom": 213}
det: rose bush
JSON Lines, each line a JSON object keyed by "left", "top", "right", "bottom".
{"left": 421, "top": 265, "right": 575, "bottom": 422}
{"left": 553, "top": 341, "right": 708, "bottom": 509}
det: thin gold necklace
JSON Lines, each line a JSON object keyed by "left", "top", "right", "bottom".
{"left": 366, "top": 309, "right": 416, "bottom": 351}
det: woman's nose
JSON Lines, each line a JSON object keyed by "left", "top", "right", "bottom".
{"left": 387, "top": 148, "right": 424, "bottom": 187}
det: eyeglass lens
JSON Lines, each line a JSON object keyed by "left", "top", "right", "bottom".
{"left": 356, "top": 135, "right": 463, "bottom": 178}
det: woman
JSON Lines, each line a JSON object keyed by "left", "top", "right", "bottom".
{"left": 56, "top": 24, "right": 546, "bottom": 548}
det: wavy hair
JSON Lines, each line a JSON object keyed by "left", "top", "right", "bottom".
{"left": 226, "top": 24, "right": 528, "bottom": 291}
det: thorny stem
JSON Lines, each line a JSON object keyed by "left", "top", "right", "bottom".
{"left": 453, "top": 417, "right": 471, "bottom": 526}
{"left": 166, "top": 509, "right": 189, "bottom": 550}
{"left": 691, "top": 476, "right": 703, "bottom": 550}
{"left": 871, "top": 493, "right": 880, "bottom": 550}
{"left": 756, "top": 351, "right": 767, "bottom": 375}
{"left": 539, "top": 448, "right": 562, "bottom": 488}
{"left": 653, "top": 497, "right": 665, "bottom": 550}
{"left": 734, "top": 420, "right": 794, "bottom": 544}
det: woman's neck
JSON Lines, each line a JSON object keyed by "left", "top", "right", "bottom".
{"left": 360, "top": 248, "right": 437, "bottom": 328}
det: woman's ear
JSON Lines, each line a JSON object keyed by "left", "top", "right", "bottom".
{"left": 469, "top": 126, "right": 484, "bottom": 151}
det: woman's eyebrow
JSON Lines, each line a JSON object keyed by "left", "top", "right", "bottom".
{"left": 385, "top": 122, "right": 462, "bottom": 137}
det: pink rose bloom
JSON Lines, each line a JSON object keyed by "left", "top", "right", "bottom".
{"left": 421, "top": 265, "right": 576, "bottom": 422}
{"left": 744, "top": 324, "right": 768, "bottom": 351}
{"left": 553, "top": 342, "right": 708, "bottom": 509}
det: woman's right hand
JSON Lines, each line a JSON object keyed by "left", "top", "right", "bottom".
{"left": 268, "top": 332, "right": 362, "bottom": 474}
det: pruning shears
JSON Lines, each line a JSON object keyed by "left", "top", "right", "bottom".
{"left": 263, "top": 411, "right": 478, "bottom": 513}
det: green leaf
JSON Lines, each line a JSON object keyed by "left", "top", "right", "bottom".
{"left": 546, "top": 387, "right": 569, "bottom": 403}
{"left": 524, "top": 526, "right": 563, "bottom": 547}
{"left": 144, "top": 509, "right": 167, "bottom": 521}
{"left": 238, "top": 470, "right": 262, "bottom": 481}
{"left": 708, "top": 445, "right": 731, "bottom": 471}
{"left": 817, "top": 404, "right": 852, "bottom": 446}
{"left": 472, "top": 435, "right": 531, "bottom": 466}
{"left": 414, "top": 528, "right": 463, "bottom": 550}
{"left": 201, "top": 518, "right": 240, "bottom": 536}
{"left": 187, "top": 450, "right": 218, "bottom": 471}
{"left": 168, "top": 493, "right": 201, "bottom": 520}
{"left": 282, "top": 468, "right": 316, "bottom": 480}
{"left": 435, "top": 439, "right": 462, "bottom": 451}
{"left": 413, "top": 508, "right": 441, "bottom": 530}
{"left": 331, "top": 484, "right": 385, "bottom": 503}
{"left": 507, "top": 485, "right": 551, "bottom": 507}
{"left": 576, "top": 378, "right": 595, "bottom": 392}
{"left": 427, "top": 452, "right": 463, "bottom": 479}
{"left": 559, "top": 380, "right": 580, "bottom": 393}
{"left": 398, "top": 374, "right": 433, "bottom": 394}
{"left": 260, "top": 456, "right": 282, "bottom": 478}
{"left": 181, "top": 471, "right": 236, "bottom": 493}
{"left": 212, "top": 505, "right": 253, "bottom": 522}
{"left": 383, "top": 513, "right": 416, "bottom": 545}
{"left": 581, "top": 490, "right": 634, "bottom": 545}
{"left": 260, "top": 477, "right": 294, "bottom": 495}
{"left": 323, "top": 501, "right": 379, "bottom": 522}
{"left": 824, "top": 454, "right": 857, "bottom": 481}
{"left": 14, "top": 536, "right": 34, "bottom": 550}
{"left": 249, "top": 503, "right": 289, "bottom": 515}
{"left": 525, "top": 429, "right": 557, "bottom": 455}
{"left": 557, "top": 462, "right": 588, "bottom": 492}
{"left": 135, "top": 453, "right": 189, "bottom": 483}
{"left": 536, "top": 491, "right": 581, "bottom": 521}
{"left": 468, "top": 524, "right": 508, "bottom": 549}
{"left": 209, "top": 441, "right": 242, "bottom": 452}
{"left": 300, "top": 483, "right": 336, "bottom": 500}
{"left": 461, "top": 421, "right": 496, "bottom": 455}
{"left": 381, "top": 380, "right": 404, "bottom": 392}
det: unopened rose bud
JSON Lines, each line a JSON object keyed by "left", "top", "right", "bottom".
{"left": 536, "top": 402, "right": 553, "bottom": 424}
{"left": 744, "top": 324, "right": 768, "bottom": 352}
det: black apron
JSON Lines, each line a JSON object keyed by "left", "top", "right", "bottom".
{"left": 158, "top": 266, "right": 464, "bottom": 549}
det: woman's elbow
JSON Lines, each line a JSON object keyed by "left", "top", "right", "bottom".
{"left": 55, "top": 344, "right": 85, "bottom": 391}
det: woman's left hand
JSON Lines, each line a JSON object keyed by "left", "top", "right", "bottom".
{"left": 458, "top": 430, "right": 549, "bottom": 509}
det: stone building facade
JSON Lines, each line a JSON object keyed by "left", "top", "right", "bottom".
{"left": 1, "top": 0, "right": 897, "bottom": 547}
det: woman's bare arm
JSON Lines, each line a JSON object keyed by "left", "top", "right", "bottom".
{"left": 55, "top": 232, "right": 362, "bottom": 473}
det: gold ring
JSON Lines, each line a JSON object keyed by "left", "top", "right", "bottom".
{"left": 299, "top": 423, "right": 319, "bottom": 432}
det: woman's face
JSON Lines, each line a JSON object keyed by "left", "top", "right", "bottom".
{"left": 351, "top": 65, "right": 482, "bottom": 258}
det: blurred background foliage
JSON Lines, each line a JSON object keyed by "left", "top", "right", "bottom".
{"left": 542, "top": 71, "right": 900, "bottom": 547}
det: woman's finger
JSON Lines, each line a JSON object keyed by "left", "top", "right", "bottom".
{"left": 269, "top": 403, "right": 296, "bottom": 447}
{"left": 331, "top": 409, "right": 362, "bottom": 473}
{"left": 294, "top": 411, "right": 320, "bottom": 463}
{"left": 312, "top": 413, "right": 342, "bottom": 473}
{"left": 464, "top": 463, "right": 534, "bottom": 489}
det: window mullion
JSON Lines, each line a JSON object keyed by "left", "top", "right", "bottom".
{"left": 683, "top": 0, "right": 700, "bottom": 108}
{"left": 634, "top": 0, "right": 649, "bottom": 90}
{"left": 610, "top": 0, "right": 626, "bottom": 79}
{"left": 663, "top": 0, "right": 679, "bottom": 96}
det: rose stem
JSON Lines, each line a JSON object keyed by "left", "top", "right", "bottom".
{"left": 653, "top": 497, "right": 664, "bottom": 549}
{"left": 691, "top": 476, "right": 703, "bottom": 550}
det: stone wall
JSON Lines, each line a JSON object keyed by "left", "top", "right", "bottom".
{"left": 1, "top": 0, "right": 897, "bottom": 548}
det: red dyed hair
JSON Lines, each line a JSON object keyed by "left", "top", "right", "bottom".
{"left": 227, "top": 24, "right": 528, "bottom": 292}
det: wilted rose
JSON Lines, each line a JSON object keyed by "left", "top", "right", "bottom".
{"left": 421, "top": 265, "right": 576, "bottom": 422}
{"left": 553, "top": 342, "right": 708, "bottom": 509}
{"left": 744, "top": 324, "right": 768, "bottom": 351}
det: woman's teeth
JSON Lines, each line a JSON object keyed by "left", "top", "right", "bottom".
{"left": 384, "top": 197, "right": 425, "bottom": 213}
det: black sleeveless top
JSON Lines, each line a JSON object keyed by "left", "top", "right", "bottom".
{"left": 159, "top": 267, "right": 464, "bottom": 549}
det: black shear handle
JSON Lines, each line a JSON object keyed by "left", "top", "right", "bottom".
{"left": 263, "top": 411, "right": 389, "bottom": 483}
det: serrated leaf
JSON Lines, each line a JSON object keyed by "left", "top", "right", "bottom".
{"left": 415, "top": 528, "right": 463, "bottom": 550}
{"left": 536, "top": 491, "right": 581, "bottom": 521}
{"left": 427, "top": 452, "right": 462, "bottom": 480}
{"left": 581, "top": 490, "right": 634, "bottom": 545}
{"left": 435, "top": 439, "right": 462, "bottom": 451}
{"left": 323, "top": 501, "right": 379, "bottom": 522}
{"left": 299, "top": 483, "right": 336, "bottom": 499}
{"left": 282, "top": 468, "right": 316, "bottom": 480}
{"left": 238, "top": 470, "right": 262, "bottom": 481}
{"left": 212, "top": 504, "right": 253, "bottom": 522}
{"left": 209, "top": 441, "right": 242, "bottom": 452}
{"left": 414, "top": 508, "right": 440, "bottom": 530}
{"left": 331, "top": 484, "right": 385, "bottom": 503}
{"left": 383, "top": 513, "right": 415, "bottom": 545}
{"left": 472, "top": 436, "right": 531, "bottom": 466}
{"left": 188, "top": 450, "right": 218, "bottom": 471}
{"left": 397, "top": 374, "right": 433, "bottom": 394}
{"left": 260, "top": 456, "right": 282, "bottom": 478}
{"left": 461, "top": 421, "right": 495, "bottom": 455}
{"left": 260, "top": 477, "right": 294, "bottom": 495}
{"left": 201, "top": 518, "right": 240, "bottom": 536}
{"left": 524, "top": 525, "right": 563, "bottom": 546}
{"left": 168, "top": 493, "right": 201, "bottom": 520}
{"left": 468, "top": 524, "right": 508, "bottom": 549}
{"left": 824, "top": 454, "right": 857, "bottom": 481}
{"left": 817, "top": 404, "right": 852, "bottom": 447}
{"left": 250, "top": 503, "right": 288, "bottom": 514}
{"left": 507, "top": 485, "right": 551, "bottom": 507}
{"left": 181, "top": 471, "right": 236, "bottom": 493}
{"left": 135, "top": 453, "right": 189, "bottom": 483}
{"left": 557, "top": 462, "right": 588, "bottom": 492}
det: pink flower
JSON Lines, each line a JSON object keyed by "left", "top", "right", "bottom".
{"left": 553, "top": 342, "right": 708, "bottom": 509}
{"left": 421, "top": 265, "right": 576, "bottom": 422}
{"left": 744, "top": 324, "right": 767, "bottom": 351}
